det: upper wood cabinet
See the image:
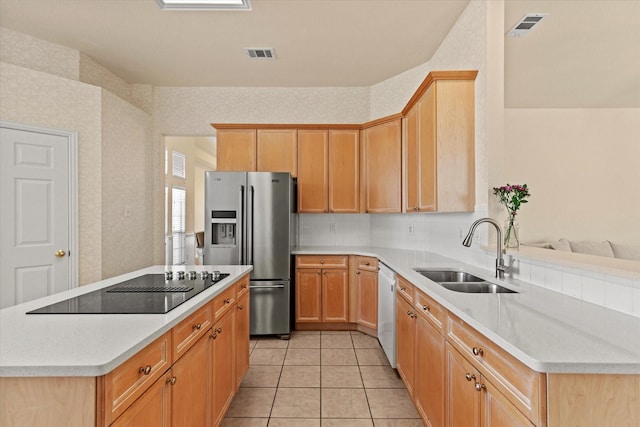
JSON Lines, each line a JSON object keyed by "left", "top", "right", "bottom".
{"left": 403, "top": 74, "right": 476, "bottom": 212}
{"left": 297, "top": 129, "right": 359, "bottom": 213}
{"left": 361, "top": 118, "right": 402, "bottom": 213}
{"left": 329, "top": 130, "right": 360, "bottom": 213}
{"left": 216, "top": 129, "right": 257, "bottom": 172}
{"left": 257, "top": 129, "right": 298, "bottom": 177}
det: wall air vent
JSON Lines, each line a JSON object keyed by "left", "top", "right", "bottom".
{"left": 507, "top": 13, "right": 549, "bottom": 37}
{"left": 245, "top": 48, "right": 276, "bottom": 59}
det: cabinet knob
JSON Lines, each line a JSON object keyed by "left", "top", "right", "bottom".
{"left": 210, "top": 333, "right": 218, "bottom": 339}
{"left": 365, "top": 209, "right": 369, "bottom": 213}
{"left": 193, "top": 323, "right": 202, "bottom": 330}
{"left": 422, "top": 305, "right": 430, "bottom": 311}
{"left": 316, "top": 270, "right": 321, "bottom": 275}
{"left": 356, "top": 271, "right": 361, "bottom": 275}
{"left": 238, "top": 305, "right": 244, "bottom": 310}
{"left": 139, "top": 365, "right": 152, "bottom": 375}
{"left": 400, "top": 286, "right": 406, "bottom": 291}
{"left": 475, "top": 382, "right": 486, "bottom": 392}
{"left": 465, "top": 373, "right": 476, "bottom": 382}
{"left": 320, "top": 260, "right": 324, "bottom": 264}
{"left": 166, "top": 376, "right": 177, "bottom": 385}
{"left": 365, "top": 262, "right": 370, "bottom": 266}
{"left": 216, "top": 327, "right": 222, "bottom": 334}
{"left": 472, "top": 347, "right": 484, "bottom": 356}
{"left": 224, "top": 298, "right": 231, "bottom": 304}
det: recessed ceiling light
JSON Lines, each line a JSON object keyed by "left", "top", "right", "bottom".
{"left": 156, "top": 0, "right": 251, "bottom": 11}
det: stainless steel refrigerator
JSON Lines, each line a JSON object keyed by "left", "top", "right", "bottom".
{"left": 203, "top": 171, "right": 296, "bottom": 338}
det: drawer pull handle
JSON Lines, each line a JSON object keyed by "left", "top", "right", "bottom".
{"left": 422, "top": 305, "right": 430, "bottom": 311}
{"left": 139, "top": 365, "right": 152, "bottom": 375}
{"left": 465, "top": 373, "right": 476, "bottom": 382}
{"left": 400, "top": 286, "right": 406, "bottom": 291}
{"left": 193, "top": 323, "right": 202, "bottom": 330}
{"left": 356, "top": 271, "right": 361, "bottom": 275}
{"left": 317, "top": 270, "right": 321, "bottom": 275}
{"left": 210, "top": 333, "right": 217, "bottom": 339}
{"left": 242, "top": 284, "right": 247, "bottom": 289}
{"left": 365, "top": 262, "right": 370, "bottom": 266}
{"left": 472, "top": 347, "right": 484, "bottom": 356}
{"left": 166, "top": 376, "right": 177, "bottom": 385}
{"left": 238, "top": 305, "right": 244, "bottom": 310}
{"left": 475, "top": 382, "right": 486, "bottom": 392}
{"left": 216, "top": 327, "right": 222, "bottom": 333}
{"left": 224, "top": 298, "right": 231, "bottom": 304}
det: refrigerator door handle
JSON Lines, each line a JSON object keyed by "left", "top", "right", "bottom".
{"left": 239, "top": 185, "right": 245, "bottom": 264}
{"left": 248, "top": 185, "right": 255, "bottom": 266}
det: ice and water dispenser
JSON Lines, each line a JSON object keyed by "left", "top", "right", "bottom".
{"left": 210, "top": 211, "right": 237, "bottom": 247}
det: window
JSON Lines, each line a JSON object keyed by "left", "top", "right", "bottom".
{"left": 172, "top": 186, "right": 186, "bottom": 264}
{"left": 172, "top": 151, "right": 186, "bottom": 179}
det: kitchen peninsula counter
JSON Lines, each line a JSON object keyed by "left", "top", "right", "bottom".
{"left": 0, "top": 265, "right": 252, "bottom": 377}
{"left": 294, "top": 246, "right": 640, "bottom": 375}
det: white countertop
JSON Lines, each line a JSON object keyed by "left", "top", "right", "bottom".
{"left": 294, "top": 246, "right": 640, "bottom": 375}
{"left": 0, "top": 265, "right": 252, "bottom": 377}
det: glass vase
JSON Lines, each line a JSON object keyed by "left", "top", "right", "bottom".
{"left": 504, "top": 217, "right": 520, "bottom": 250}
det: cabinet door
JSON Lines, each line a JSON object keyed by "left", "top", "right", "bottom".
{"left": 396, "top": 295, "right": 416, "bottom": 397}
{"left": 217, "top": 129, "right": 257, "bottom": 171}
{"left": 297, "top": 130, "right": 329, "bottom": 213}
{"left": 482, "top": 380, "right": 534, "bottom": 427}
{"left": 171, "top": 333, "right": 209, "bottom": 427}
{"left": 329, "top": 129, "right": 359, "bottom": 213}
{"left": 257, "top": 129, "right": 298, "bottom": 177}
{"left": 235, "top": 291, "right": 250, "bottom": 390}
{"left": 417, "top": 85, "right": 437, "bottom": 211}
{"left": 211, "top": 308, "right": 236, "bottom": 427}
{"left": 415, "top": 313, "right": 445, "bottom": 427}
{"left": 361, "top": 119, "right": 402, "bottom": 213}
{"left": 322, "top": 269, "right": 349, "bottom": 322}
{"left": 356, "top": 269, "right": 377, "bottom": 330}
{"left": 111, "top": 374, "right": 171, "bottom": 427}
{"left": 446, "top": 343, "right": 481, "bottom": 427}
{"left": 295, "top": 269, "right": 322, "bottom": 322}
{"left": 404, "top": 105, "right": 419, "bottom": 212}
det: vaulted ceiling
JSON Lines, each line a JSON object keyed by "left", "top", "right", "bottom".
{"left": 0, "top": 0, "right": 638, "bottom": 108}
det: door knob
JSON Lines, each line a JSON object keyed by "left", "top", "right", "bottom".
{"left": 55, "top": 250, "right": 66, "bottom": 257}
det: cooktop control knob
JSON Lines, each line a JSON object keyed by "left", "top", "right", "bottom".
{"left": 212, "top": 271, "right": 221, "bottom": 280}
{"left": 176, "top": 271, "right": 185, "bottom": 280}
{"left": 200, "top": 271, "right": 209, "bottom": 280}
{"left": 187, "top": 271, "right": 197, "bottom": 280}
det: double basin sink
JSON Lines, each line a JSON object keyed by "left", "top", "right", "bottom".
{"left": 414, "top": 269, "right": 516, "bottom": 294}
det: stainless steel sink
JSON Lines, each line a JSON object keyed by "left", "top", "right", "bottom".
{"left": 414, "top": 269, "right": 484, "bottom": 283}
{"left": 439, "top": 282, "right": 516, "bottom": 294}
{"left": 413, "top": 268, "right": 517, "bottom": 294}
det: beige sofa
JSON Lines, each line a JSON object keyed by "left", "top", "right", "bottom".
{"left": 523, "top": 239, "right": 640, "bottom": 261}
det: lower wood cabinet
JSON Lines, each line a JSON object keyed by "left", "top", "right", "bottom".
{"left": 211, "top": 306, "right": 236, "bottom": 427}
{"left": 171, "top": 333, "right": 210, "bottom": 427}
{"left": 355, "top": 256, "right": 378, "bottom": 331}
{"left": 110, "top": 372, "right": 171, "bottom": 427}
{"left": 235, "top": 290, "right": 250, "bottom": 391}
{"left": 414, "top": 309, "right": 445, "bottom": 427}
{"left": 396, "top": 292, "right": 416, "bottom": 398}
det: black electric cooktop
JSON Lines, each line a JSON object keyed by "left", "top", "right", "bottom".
{"left": 27, "top": 272, "right": 230, "bottom": 315}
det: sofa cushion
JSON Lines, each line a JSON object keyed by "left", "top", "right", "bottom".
{"left": 611, "top": 243, "right": 640, "bottom": 261}
{"left": 550, "top": 238, "right": 572, "bottom": 252}
{"left": 568, "top": 240, "right": 615, "bottom": 258}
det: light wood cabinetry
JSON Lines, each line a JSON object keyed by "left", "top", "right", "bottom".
{"left": 210, "top": 305, "right": 236, "bottom": 427}
{"left": 395, "top": 277, "right": 416, "bottom": 398}
{"left": 297, "top": 129, "right": 360, "bottom": 213}
{"left": 235, "top": 278, "right": 250, "bottom": 391}
{"left": 110, "top": 373, "right": 171, "bottom": 427}
{"left": 297, "top": 130, "right": 329, "bottom": 213}
{"left": 171, "top": 333, "right": 209, "bottom": 427}
{"left": 403, "top": 72, "right": 476, "bottom": 212}
{"left": 295, "top": 255, "right": 349, "bottom": 326}
{"left": 361, "top": 117, "right": 402, "bottom": 213}
{"left": 355, "top": 256, "right": 378, "bottom": 331}
{"left": 329, "top": 129, "right": 360, "bottom": 213}
{"left": 257, "top": 129, "right": 298, "bottom": 177}
{"left": 216, "top": 129, "right": 257, "bottom": 172}
{"left": 414, "top": 289, "right": 445, "bottom": 427}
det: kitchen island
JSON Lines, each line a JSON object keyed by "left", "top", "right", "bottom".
{"left": 294, "top": 246, "right": 640, "bottom": 426}
{"left": 0, "top": 265, "right": 252, "bottom": 427}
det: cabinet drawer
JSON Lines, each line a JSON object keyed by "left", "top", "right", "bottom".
{"left": 396, "top": 275, "right": 415, "bottom": 304}
{"left": 172, "top": 304, "right": 213, "bottom": 361}
{"left": 447, "top": 313, "right": 545, "bottom": 425}
{"left": 356, "top": 256, "right": 378, "bottom": 272}
{"left": 102, "top": 331, "right": 172, "bottom": 425}
{"left": 236, "top": 274, "right": 250, "bottom": 299}
{"left": 414, "top": 288, "right": 444, "bottom": 333}
{"left": 296, "top": 255, "right": 348, "bottom": 269}
{"left": 212, "top": 285, "right": 236, "bottom": 320}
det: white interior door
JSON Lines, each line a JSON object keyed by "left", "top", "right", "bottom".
{"left": 0, "top": 124, "right": 75, "bottom": 308}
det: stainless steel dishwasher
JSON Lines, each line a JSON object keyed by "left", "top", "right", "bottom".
{"left": 377, "top": 262, "right": 397, "bottom": 368}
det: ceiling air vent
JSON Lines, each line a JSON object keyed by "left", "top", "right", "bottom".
{"left": 506, "top": 13, "right": 549, "bottom": 37}
{"left": 245, "top": 48, "right": 276, "bottom": 59}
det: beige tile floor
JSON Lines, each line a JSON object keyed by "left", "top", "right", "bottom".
{"left": 222, "top": 331, "right": 423, "bottom": 427}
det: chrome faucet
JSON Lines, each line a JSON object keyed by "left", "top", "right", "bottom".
{"left": 462, "top": 218, "right": 507, "bottom": 279}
